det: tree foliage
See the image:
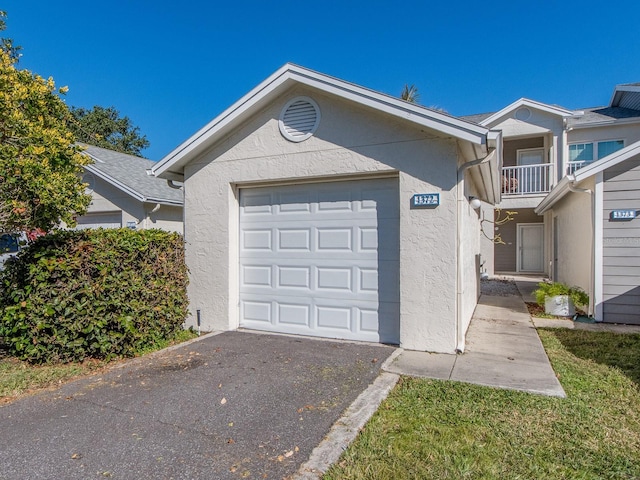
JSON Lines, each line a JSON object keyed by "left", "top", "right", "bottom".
{"left": 69, "top": 105, "right": 150, "bottom": 156}
{"left": 0, "top": 229, "right": 188, "bottom": 363}
{"left": 0, "top": 11, "right": 21, "bottom": 61}
{"left": 0, "top": 48, "right": 91, "bottom": 232}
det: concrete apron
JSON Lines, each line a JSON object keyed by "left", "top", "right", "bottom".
{"left": 384, "top": 294, "right": 566, "bottom": 398}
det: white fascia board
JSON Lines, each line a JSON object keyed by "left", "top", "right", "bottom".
{"left": 288, "top": 67, "right": 489, "bottom": 144}
{"left": 152, "top": 64, "right": 490, "bottom": 178}
{"left": 480, "top": 98, "right": 575, "bottom": 127}
{"left": 535, "top": 176, "right": 572, "bottom": 214}
{"left": 573, "top": 140, "right": 640, "bottom": 182}
{"left": 567, "top": 116, "right": 640, "bottom": 130}
{"left": 536, "top": 140, "right": 640, "bottom": 214}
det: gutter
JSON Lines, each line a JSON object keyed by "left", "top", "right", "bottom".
{"left": 455, "top": 149, "right": 495, "bottom": 353}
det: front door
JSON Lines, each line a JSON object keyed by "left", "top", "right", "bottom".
{"left": 518, "top": 224, "right": 544, "bottom": 272}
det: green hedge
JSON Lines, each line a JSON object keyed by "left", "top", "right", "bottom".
{"left": 0, "top": 228, "right": 188, "bottom": 363}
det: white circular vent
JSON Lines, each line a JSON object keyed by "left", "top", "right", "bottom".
{"left": 515, "top": 107, "right": 532, "bottom": 121}
{"left": 279, "top": 96, "right": 321, "bottom": 142}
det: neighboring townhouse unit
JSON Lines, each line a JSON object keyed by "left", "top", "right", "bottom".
{"left": 466, "top": 83, "right": 640, "bottom": 280}
{"left": 152, "top": 64, "right": 502, "bottom": 354}
{"left": 536, "top": 141, "right": 640, "bottom": 325}
{"left": 77, "top": 145, "right": 184, "bottom": 233}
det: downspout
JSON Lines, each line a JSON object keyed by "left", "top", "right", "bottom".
{"left": 145, "top": 203, "right": 161, "bottom": 229}
{"left": 567, "top": 179, "right": 595, "bottom": 317}
{"left": 456, "top": 150, "right": 495, "bottom": 353}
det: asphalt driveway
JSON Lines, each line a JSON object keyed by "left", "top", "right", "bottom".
{"left": 0, "top": 331, "right": 393, "bottom": 479}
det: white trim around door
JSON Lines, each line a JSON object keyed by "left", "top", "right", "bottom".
{"left": 517, "top": 223, "right": 545, "bottom": 273}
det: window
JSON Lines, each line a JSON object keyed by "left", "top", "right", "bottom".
{"left": 569, "top": 143, "right": 593, "bottom": 162}
{"left": 597, "top": 140, "right": 624, "bottom": 159}
{"left": 567, "top": 140, "right": 624, "bottom": 174}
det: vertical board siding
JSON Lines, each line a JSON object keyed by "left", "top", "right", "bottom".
{"left": 602, "top": 156, "right": 640, "bottom": 324}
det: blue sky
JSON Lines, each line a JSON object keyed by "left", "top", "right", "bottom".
{"left": 6, "top": 1, "right": 640, "bottom": 160}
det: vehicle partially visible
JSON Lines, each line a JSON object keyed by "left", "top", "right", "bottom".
{"left": 0, "top": 233, "right": 22, "bottom": 268}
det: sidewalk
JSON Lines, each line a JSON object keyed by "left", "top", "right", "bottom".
{"left": 383, "top": 285, "right": 566, "bottom": 397}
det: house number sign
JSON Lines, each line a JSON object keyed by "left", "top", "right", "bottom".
{"left": 610, "top": 210, "right": 638, "bottom": 221}
{"left": 411, "top": 193, "right": 440, "bottom": 208}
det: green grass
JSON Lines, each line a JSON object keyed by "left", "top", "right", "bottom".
{"left": 324, "top": 330, "right": 640, "bottom": 479}
{"left": 0, "top": 328, "right": 198, "bottom": 404}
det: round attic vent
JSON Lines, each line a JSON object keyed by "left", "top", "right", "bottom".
{"left": 515, "top": 107, "right": 532, "bottom": 121}
{"left": 279, "top": 96, "right": 321, "bottom": 142}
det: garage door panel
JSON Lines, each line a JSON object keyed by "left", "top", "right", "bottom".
{"left": 277, "top": 266, "right": 311, "bottom": 289}
{"left": 241, "top": 265, "right": 272, "bottom": 287}
{"left": 278, "top": 228, "right": 311, "bottom": 251}
{"left": 242, "top": 229, "right": 272, "bottom": 250}
{"left": 278, "top": 303, "right": 310, "bottom": 326}
{"left": 239, "top": 179, "right": 399, "bottom": 344}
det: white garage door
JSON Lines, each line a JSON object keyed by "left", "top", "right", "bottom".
{"left": 75, "top": 212, "right": 122, "bottom": 229}
{"left": 239, "top": 179, "right": 399, "bottom": 344}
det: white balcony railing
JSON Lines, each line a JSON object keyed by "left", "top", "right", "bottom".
{"left": 502, "top": 163, "right": 553, "bottom": 196}
{"left": 567, "top": 160, "right": 589, "bottom": 175}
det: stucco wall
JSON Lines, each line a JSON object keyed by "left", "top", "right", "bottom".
{"left": 182, "top": 85, "right": 472, "bottom": 353}
{"left": 568, "top": 123, "right": 640, "bottom": 149}
{"left": 459, "top": 190, "right": 482, "bottom": 344}
{"left": 145, "top": 204, "right": 184, "bottom": 233}
{"left": 82, "top": 178, "right": 183, "bottom": 232}
{"left": 548, "top": 177, "right": 595, "bottom": 293}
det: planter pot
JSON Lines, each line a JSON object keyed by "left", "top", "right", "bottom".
{"left": 544, "top": 295, "right": 575, "bottom": 317}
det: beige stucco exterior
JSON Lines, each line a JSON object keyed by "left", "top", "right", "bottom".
{"left": 541, "top": 176, "right": 595, "bottom": 293}
{"left": 181, "top": 85, "right": 484, "bottom": 353}
{"left": 79, "top": 177, "right": 184, "bottom": 233}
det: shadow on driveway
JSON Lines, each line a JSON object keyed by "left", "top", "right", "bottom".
{"left": 0, "top": 331, "right": 393, "bottom": 479}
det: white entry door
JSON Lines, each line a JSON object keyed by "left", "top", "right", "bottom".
{"left": 239, "top": 179, "right": 400, "bottom": 344}
{"left": 517, "top": 224, "right": 544, "bottom": 272}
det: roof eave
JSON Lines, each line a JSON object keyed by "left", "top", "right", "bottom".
{"left": 152, "top": 64, "right": 490, "bottom": 179}
{"left": 85, "top": 164, "right": 146, "bottom": 203}
{"left": 480, "top": 98, "right": 574, "bottom": 127}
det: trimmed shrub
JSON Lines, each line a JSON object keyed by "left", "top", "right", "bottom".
{"left": 0, "top": 228, "right": 188, "bottom": 363}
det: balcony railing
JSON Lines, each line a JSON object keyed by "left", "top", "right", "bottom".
{"left": 502, "top": 163, "right": 553, "bottom": 196}
{"left": 567, "top": 160, "right": 590, "bottom": 175}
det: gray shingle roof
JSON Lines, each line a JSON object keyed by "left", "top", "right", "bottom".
{"left": 567, "top": 106, "right": 640, "bottom": 127}
{"left": 458, "top": 112, "right": 494, "bottom": 124}
{"left": 81, "top": 145, "right": 183, "bottom": 205}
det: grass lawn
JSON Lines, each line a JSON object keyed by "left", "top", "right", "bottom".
{"left": 324, "top": 329, "right": 640, "bottom": 479}
{"left": 0, "top": 329, "right": 198, "bottom": 404}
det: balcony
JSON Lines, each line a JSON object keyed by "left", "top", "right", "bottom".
{"left": 502, "top": 163, "right": 553, "bottom": 196}
{"left": 567, "top": 160, "right": 588, "bottom": 175}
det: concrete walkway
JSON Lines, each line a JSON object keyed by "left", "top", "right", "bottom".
{"left": 384, "top": 288, "right": 566, "bottom": 398}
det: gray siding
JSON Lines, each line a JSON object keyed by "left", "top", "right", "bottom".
{"left": 602, "top": 156, "right": 640, "bottom": 324}
{"left": 494, "top": 208, "right": 543, "bottom": 272}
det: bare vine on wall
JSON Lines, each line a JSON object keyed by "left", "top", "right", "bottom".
{"left": 481, "top": 209, "right": 518, "bottom": 245}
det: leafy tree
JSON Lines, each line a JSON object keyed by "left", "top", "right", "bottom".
{"left": 401, "top": 84, "right": 420, "bottom": 104}
{"left": 69, "top": 105, "right": 150, "bottom": 156}
{"left": 0, "top": 48, "right": 91, "bottom": 232}
{"left": 0, "top": 11, "right": 21, "bottom": 61}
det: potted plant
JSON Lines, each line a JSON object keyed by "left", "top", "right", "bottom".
{"left": 534, "top": 282, "right": 589, "bottom": 317}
